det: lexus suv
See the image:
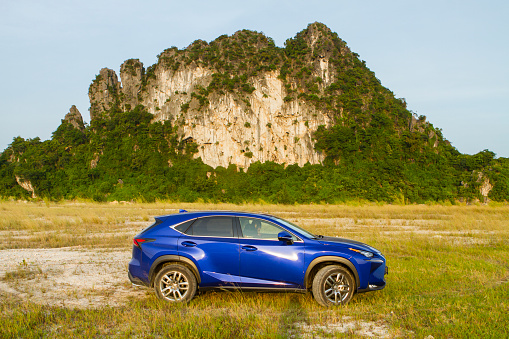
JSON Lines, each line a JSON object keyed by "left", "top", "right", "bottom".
{"left": 128, "top": 210, "right": 387, "bottom": 306}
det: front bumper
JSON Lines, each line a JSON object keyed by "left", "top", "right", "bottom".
{"left": 358, "top": 261, "right": 388, "bottom": 293}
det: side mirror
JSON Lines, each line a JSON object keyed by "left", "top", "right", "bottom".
{"left": 278, "top": 231, "right": 294, "bottom": 245}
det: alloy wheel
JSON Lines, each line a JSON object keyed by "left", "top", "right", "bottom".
{"left": 159, "top": 271, "right": 189, "bottom": 301}
{"left": 323, "top": 272, "right": 350, "bottom": 304}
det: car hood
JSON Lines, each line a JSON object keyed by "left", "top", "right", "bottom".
{"left": 318, "top": 236, "right": 379, "bottom": 253}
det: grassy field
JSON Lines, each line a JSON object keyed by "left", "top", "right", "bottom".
{"left": 0, "top": 200, "right": 508, "bottom": 338}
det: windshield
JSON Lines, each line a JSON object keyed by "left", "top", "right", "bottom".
{"left": 269, "top": 216, "right": 317, "bottom": 239}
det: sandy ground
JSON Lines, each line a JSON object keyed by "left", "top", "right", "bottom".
{"left": 293, "top": 318, "right": 392, "bottom": 338}
{"left": 0, "top": 247, "right": 147, "bottom": 308}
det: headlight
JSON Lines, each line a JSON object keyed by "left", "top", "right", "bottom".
{"left": 349, "top": 248, "right": 373, "bottom": 258}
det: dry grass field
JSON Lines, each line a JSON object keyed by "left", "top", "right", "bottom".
{"left": 1, "top": 200, "right": 508, "bottom": 338}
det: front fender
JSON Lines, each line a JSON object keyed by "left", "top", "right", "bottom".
{"left": 304, "top": 255, "right": 360, "bottom": 289}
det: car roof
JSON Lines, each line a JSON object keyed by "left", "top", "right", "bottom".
{"left": 156, "top": 210, "right": 277, "bottom": 220}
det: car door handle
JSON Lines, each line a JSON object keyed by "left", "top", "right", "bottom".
{"left": 181, "top": 241, "right": 197, "bottom": 247}
{"left": 241, "top": 245, "right": 257, "bottom": 252}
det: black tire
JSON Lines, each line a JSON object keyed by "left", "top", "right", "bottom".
{"left": 154, "top": 264, "right": 197, "bottom": 303}
{"left": 312, "top": 265, "right": 355, "bottom": 306}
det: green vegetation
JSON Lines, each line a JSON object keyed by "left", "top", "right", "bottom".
{"left": 0, "top": 22, "right": 508, "bottom": 203}
{"left": 1, "top": 107, "right": 507, "bottom": 203}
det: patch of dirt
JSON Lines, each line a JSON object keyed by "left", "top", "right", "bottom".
{"left": 431, "top": 234, "right": 490, "bottom": 245}
{"left": 292, "top": 316, "right": 391, "bottom": 338}
{"left": 496, "top": 275, "right": 509, "bottom": 286}
{"left": 0, "top": 247, "right": 147, "bottom": 308}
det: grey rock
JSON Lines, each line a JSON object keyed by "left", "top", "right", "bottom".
{"left": 88, "top": 68, "right": 121, "bottom": 119}
{"left": 64, "top": 105, "right": 84, "bottom": 130}
{"left": 120, "top": 59, "right": 144, "bottom": 111}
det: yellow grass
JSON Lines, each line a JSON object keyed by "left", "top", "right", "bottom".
{"left": 1, "top": 200, "right": 507, "bottom": 250}
{"left": 0, "top": 200, "right": 508, "bottom": 338}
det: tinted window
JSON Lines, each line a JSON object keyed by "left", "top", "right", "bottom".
{"left": 187, "top": 217, "right": 234, "bottom": 237}
{"left": 174, "top": 219, "right": 195, "bottom": 234}
{"left": 239, "top": 217, "right": 297, "bottom": 240}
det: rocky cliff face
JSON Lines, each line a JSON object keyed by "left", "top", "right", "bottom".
{"left": 119, "top": 59, "right": 143, "bottom": 111}
{"left": 141, "top": 68, "right": 330, "bottom": 168}
{"left": 87, "top": 22, "right": 434, "bottom": 169}
{"left": 15, "top": 175, "right": 36, "bottom": 198}
{"left": 89, "top": 68, "right": 121, "bottom": 120}
{"left": 88, "top": 31, "right": 337, "bottom": 168}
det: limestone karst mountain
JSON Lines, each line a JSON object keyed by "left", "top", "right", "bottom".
{"left": 1, "top": 23, "right": 507, "bottom": 203}
{"left": 87, "top": 22, "right": 432, "bottom": 169}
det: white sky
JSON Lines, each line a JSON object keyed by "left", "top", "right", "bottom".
{"left": 1, "top": 0, "right": 508, "bottom": 157}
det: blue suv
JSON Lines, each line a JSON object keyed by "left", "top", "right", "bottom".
{"left": 128, "top": 211, "right": 387, "bottom": 306}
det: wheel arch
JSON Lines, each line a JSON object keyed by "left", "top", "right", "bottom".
{"left": 149, "top": 255, "right": 201, "bottom": 286}
{"left": 305, "top": 256, "right": 359, "bottom": 290}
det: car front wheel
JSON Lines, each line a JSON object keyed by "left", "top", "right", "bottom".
{"left": 312, "top": 265, "right": 355, "bottom": 306}
{"left": 154, "top": 264, "right": 197, "bottom": 303}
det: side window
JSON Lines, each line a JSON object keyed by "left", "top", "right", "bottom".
{"left": 239, "top": 217, "right": 297, "bottom": 240}
{"left": 186, "top": 217, "right": 234, "bottom": 237}
{"left": 174, "top": 219, "right": 195, "bottom": 234}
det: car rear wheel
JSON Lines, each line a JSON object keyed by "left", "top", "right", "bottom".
{"left": 312, "top": 265, "right": 355, "bottom": 306}
{"left": 154, "top": 264, "right": 197, "bottom": 303}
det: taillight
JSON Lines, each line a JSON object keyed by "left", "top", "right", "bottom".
{"left": 133, "top": 238, "right": 153, "bottom": 248}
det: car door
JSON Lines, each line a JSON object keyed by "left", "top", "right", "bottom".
{"left": 177, "top": 216, "right": 240, "bottom": 287}
{"left": 238, "top": 217, "right": 305, "bottom": 289}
